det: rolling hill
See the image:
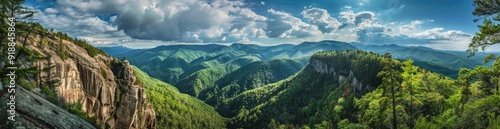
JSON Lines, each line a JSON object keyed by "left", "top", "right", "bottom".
{"left": 103, "top": 41, "right": 357, "bottom": 97}
{"left": 103, "top": 41, "right": 490, "bottom": 83}
{"left": 198, "top": 58, "right": 308, "bottom": 116}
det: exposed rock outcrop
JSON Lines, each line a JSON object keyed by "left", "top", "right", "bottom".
{"left": 12, "top": 34, "right": 156, "bottom": 128}
{"left": 309, "top": 59, "right": 375, "bottom": 95}
{"left": 0, "top": 86, "right": 96, "bottom": 129}
{"left": 112, "top": 60, "right": 156, "bottom": 129}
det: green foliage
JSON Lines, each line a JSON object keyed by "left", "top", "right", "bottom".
{"left": 337, "top": 119, "right": 367, "bottom": 129}
{"left": 57, "top": 44, "right": 68, "bottom": 61}
{"left": 100, "top": 68, "right": 108, "bottom": 79}
{"left": 351, "top": 43, "right": 490, "bottom": 78}
{"left": 0, "top": 0, "right": 43, "bottom": 93}
{"left": 18, "top": 77, "right": 36, "bottom": 91}
{"left": 355, "top": 57, "right": 460, "bottom": 129}
{"left": 377, "top": 53, "right": 402, "bottom": 129}
{"left": 221, "top": 49, "right": 500, "bottom": 129}
{"left": 174, "top": 52, "right": 261, "bottom": 96}
{"left": 63, "top": 102, "right": 100, "bottom": 128}
{"left": 41, "top": 85, "right": 59, "bottom": 105}
{"left": 312, "top": 50, "right": 384, "bottom": 93}
{"left": 113, "top": 41, "right": 355, "bottom": 97}
{"left": 460, "top": 95, "right": 500, "bottom": 128}
{"left": 470, "top": 0, "right": 500, "bottom": 57}
{"left": 115, "top": 88, "right": 121, "bottom": 105}
{"left": 53, "top": 31, "right": 108, "bottom": 57}
{"left": 226, "top": 2, "right": 500, "bottom": 129}
{"left": 469, "top": 19, "right": 500, "bottom": 57}
{"left": 226, "top": 50, "right": 386, "bottom": 129}
{"left": 199, "top": 58, "right": 307, "bottom": 112}
{"left": 132, "top": 66, "right": 226, "bottom": 129}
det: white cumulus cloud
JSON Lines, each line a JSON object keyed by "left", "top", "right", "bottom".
{"left": 301, "top": 8, "right": 347, "bottom": 33}
{"left": 265, "top": 9, "right": 321, "bottom": 38}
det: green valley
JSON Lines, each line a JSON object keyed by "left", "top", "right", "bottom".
{"left": 132, "top": 66, "right": 227, "bottom": 129}
{"left": 3, "top": 0, "right": 500, "bottom": 129}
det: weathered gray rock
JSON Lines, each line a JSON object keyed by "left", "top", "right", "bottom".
{"left": 0, "top": 86, "right": 96, "bottom": 129}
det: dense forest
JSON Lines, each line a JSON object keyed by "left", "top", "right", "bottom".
{"left": 224, "top": 50, "right": 499, "bottom": 129}
{"left": 199, "top": 58, "right": 308, "bottom": 117}
{"left": 125, "top": 41, "right": 356, "bottom": 98}
{"left": 2, "top": 0, "right": 500, "bottom": 129}
{"left": 132, "top": 66, "right": 227, "bottom": 129}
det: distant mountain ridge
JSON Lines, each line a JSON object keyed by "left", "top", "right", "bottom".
{"left": 101, "top": 40, "right": 489, "bottom": 80}
{"left": 96, "top": 40, "right": 496, "bottom": 129}
{"left": 351, "top": 43, "right": 488, "bottom": 69}
{"left": 224, "top": 50, "right": 386, "bottom": 128}
{"left": 198, "top": 58, "right": 308, "bottom": 115}
{"left": 101, "top": 40, "right": 356, "bottom": 97}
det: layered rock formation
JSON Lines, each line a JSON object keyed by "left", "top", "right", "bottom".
{"left": 8, "top": 33, "right": 156, "bottom": 128}
{"left": 0, "top": 86, "right": 96, "bottom": 129}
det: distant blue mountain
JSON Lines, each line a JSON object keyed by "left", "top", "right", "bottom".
{"left": 98, "top": 46, "right": 145, "bottom": 59}
{"left": 100, "top": 41, "right": 489, "bottom": 90}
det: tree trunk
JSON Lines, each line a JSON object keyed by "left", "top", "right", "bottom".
{"left": 392, "top": 84, "right": 397, "bottom": 129}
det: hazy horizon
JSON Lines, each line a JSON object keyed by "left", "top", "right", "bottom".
{"left": 25, "top": 0, "right": 499, "bottom": 51}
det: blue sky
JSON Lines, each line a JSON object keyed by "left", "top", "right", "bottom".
{"left": 24, "top": 0, "right": 495, "bottom": 50}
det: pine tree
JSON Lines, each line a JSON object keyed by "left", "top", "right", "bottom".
{"left": 470, "top": 0, "right": 500, "bottom": 60}
{"left": 378, "top": 53, "right": 402, "bottom": 129}
{"left": 0, "top": 0, "right": 40, "bottom": 81}
{"left": 401, "top": 59, "right": 418, "bottom": 129}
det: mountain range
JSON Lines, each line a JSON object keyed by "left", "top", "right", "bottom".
{"left": 101, "top": 40, "right": 490, "bottom": 86}
{"left": 1, "top": 25, "right": 495, "bottom": 128}
{"left": 0, "top": 28, "right": 495, "bottom": 128}
{"left": 3, "top": 0, "right": 500, "bottom": 128}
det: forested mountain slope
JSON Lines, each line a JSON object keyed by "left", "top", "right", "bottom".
{"left": 222, "top": 50, "right": 384, "bottom": 128}
{"left": 222, "top": 50, "right": 500, "bottom": 129}
{"left": 132, "top": 66, "right": 227, "bottom": 129}
{"left": 198, "top": 58, "right": 308, "bottom": 115}
{"left": 113, "top": 41, "right": 356, "bottom": 97}
{"left": 103, "top": 42, "right": 489, "bottom": 90}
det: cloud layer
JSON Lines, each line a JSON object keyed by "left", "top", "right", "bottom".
{"left": 32, "top": 0, "right": 473, "bottom": 50}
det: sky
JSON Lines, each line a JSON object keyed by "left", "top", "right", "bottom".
{"left": 23, "top": 0, "right": 500, "bottom": 51}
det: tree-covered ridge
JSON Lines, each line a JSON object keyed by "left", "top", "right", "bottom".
{"left": 174, "top": 51, "right": 261, "bottom": 97}
{"left": 221, "top": 50, "right": 385, "bottom": 128}
{"left": 131, "top": 66, "right": 227, "bottom": 129}
{"left": 311, "top": 50, "right": 383, "bottom": 94}
{"left": 127, "top": 45, "right": 263, "bottom": 97}
{"left": 199, "top": 58, "right": 308, "bottom": 117}
{"left": 351, "top": 43, "right": 491, "bottom": 78}
{"left": 108, "top": 41, "right": 357, "bottom": 97}
{"left": 223, "top": 50, "right": 499, "bottom": 129}
{"left": 51, "top": 31, "right": 108, "bottom": 57}
{"left": 104, "top": 40, "right": 491, "bottom": 91}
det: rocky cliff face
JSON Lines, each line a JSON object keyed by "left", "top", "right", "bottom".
{"left": 0, "top": 86, "right": 96, "bottom": 129}
{"left": 112, "top": 60, "right": 156, "bottom": 129}
{"left": 24, "top": 34, "right": 156, "bottom": 128}
{"left": 309, "top": 59, "right": 374, "bottom": 95}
